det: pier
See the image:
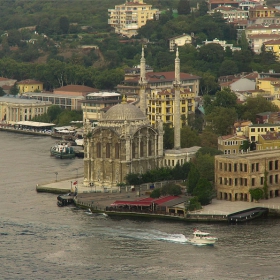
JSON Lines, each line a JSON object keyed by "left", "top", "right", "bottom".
{"left": 36, "top": 177, "right": 280, "bottom": 223}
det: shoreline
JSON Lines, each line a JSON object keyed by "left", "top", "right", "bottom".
{"left": 36, "top": 177, "right": 280, "bottom": 223}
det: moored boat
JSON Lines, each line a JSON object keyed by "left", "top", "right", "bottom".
{"left": 188, "top": 229, "right": 218, "bottom": 246}
{"left": 50, "top": 141, "right": 76, "bottom": 159}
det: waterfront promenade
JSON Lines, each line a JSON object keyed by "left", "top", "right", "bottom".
{"left": 36, "top": 177, "right": 280, "bottom": 215}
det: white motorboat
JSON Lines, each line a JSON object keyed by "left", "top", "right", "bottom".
{"left": 189, "top": 229, "right": 218, "bottom": 245}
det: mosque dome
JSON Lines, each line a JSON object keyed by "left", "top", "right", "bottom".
{"left": 103, "top": 103, "right": 146, "bottom": 121}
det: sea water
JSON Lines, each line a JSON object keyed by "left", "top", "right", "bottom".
{"left": 1, "top": 131, "right": 280, "bottom": 279}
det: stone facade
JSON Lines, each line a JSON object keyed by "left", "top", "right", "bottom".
{"left": 83, "top": 102, "right": 164, "bottom": 189}
{"left": 215, "top": 150, "right": 280, "bottom": 202}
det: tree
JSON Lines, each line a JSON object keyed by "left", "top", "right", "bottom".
{"left": 219, "top": 60, "right": 238, "bottom": 76}
{"left": 186, "top": 196, "right": 202, "bottom": 212}
{"left": 249, "top": 188, "right": 264, "bottom": 202}
{"left": 242, "top": 96, "right": 279, "bottom": 122}
{"left": 9, "top": 83, "right": 19, "bottom": 96}
{"left": 196, "top": 1, "right": 208, "bottom": 17}
{"left": 163, "top": 124, "right": 174, "bottom": 149}
{"left": 187, "top": 164, "right": 200, "bottom": 195}
{"left": 150, "top": 188, "right": 161, "bottom": 198}
{"left": 205, "top": 107, "right": 237, "bottom": 135}
{"left": 59, "top": 16, "right": 70, "bottom": 34}
{"left": 180, "top": 126, "right": 201, "bottom": 148}
{"left": 213, "top": 88, "right": 237, "bottom": 108}
{"left": 0, "top": 87, "right": 5, "bottom": 96}
{"left": 177, "top": 0, "right": 191, "bottom": 15}
{"left": 199, "top": 130, "right": 219, "bottom": 148}
{"left": 193, "top": 177, "right": 214, "bottom": 205}
{"left": 198, "top": 43, "right": 225, "bottom": 63}
{"left": 240, "top": 140, "right": 250, "bottom": 152}
{"left": 47, "top": 105, "right": 63, "bottom": 122}
{"left": 195, "top": 153, "right": 215, "bottom": 182}
{"left": 161, "top": 184, "right": 182, "bottom": 196}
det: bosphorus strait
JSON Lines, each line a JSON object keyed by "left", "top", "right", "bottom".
{"left": 1, "top": 131, "right": 280, "bottom": 280}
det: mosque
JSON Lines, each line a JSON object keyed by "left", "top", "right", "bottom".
{"left": 83, "top": 48, "right": 200, "bottom": 189}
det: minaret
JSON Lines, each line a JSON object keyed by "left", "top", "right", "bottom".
{"left": 173, "top": 47, "right": 181, "bottom": 150}
{"left": 139, "top": 45, "right": 147, "bottom": 115}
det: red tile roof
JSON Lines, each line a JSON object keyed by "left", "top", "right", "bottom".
{"left": 17, "top": 79, "right": 43, "bottom": 85}
{"left": 248, "top": 34, "right": 280, "bottom": 39}
{"left": 111, "top": 196, "right": 180, "bottom": 206}
{"left": 55, "top": 85, "right": 98, "bottom": 92}
{"left": 264, "top": 39, "right": 280, "bottom": 45}
{"left": 220, "top": 134, "right": 247, "bottom": 140}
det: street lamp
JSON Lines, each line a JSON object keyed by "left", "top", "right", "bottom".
{"left": 55, "top": 172, "right": 58, "bottom": 182}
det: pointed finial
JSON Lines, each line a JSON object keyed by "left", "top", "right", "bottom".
{"left": 176, "top": 47, "right": 179, "bottom": 58}
{"left": 142, "top": 45, "right": 145, "bottom": 58}
{"left": 121, "top": 94, "right": 127, "bottom": 104}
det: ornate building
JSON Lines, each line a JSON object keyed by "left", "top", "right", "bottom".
{"left": 83, "top": 47, "right": 199, "bottom": 190}
{"left": 83, "top": 99, "right": 164, "bottom": 189}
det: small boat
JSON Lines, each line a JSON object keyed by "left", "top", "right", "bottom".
{"left": 188, "top": 229, "right": 218, "bottom": 246}
{"left": 50, "top": 141, "right": 76, "bottom": 159}
{"left": 85, "top": 208, "right": 93, "bottom": 215}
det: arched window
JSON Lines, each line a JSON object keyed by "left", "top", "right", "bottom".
{"left": 132, "top": 142, "right": 136, "bottom": 158}
{"left": 148, "top": 140, "right": 152, "bottom": 156}
{"left": 140, "top": 140, "right": 144, "bottom": 157}
{"left": 115, "top": 143, "right": 119, "bottom": 159}
{"left": 106, "top": 143, "right": 110, "bottom": 158}
{"left": 97, "top": 142, "right": 101, "bottom": 158}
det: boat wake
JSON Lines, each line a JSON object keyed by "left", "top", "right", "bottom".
{"left": 114, "top": 228, "right": 189, "bottom": 244}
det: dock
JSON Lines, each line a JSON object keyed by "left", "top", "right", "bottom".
{"left": 36, "top": 177, "right": 280, "bottom": 222}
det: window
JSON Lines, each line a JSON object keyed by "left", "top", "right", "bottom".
{"left": 229, "top": 164, "right": 232, "bottom": 172}
{"left": 219, "top": 162, "right": 222, "bottom": 170}
{"left": 234, "top": 163, "right": 237, "bottom": 172}
{"left": 106, "top": 143, "right": 110, "bottom": 158}
{"left": 224, "top": 163, "right": 227, "bottom": 171}
{"left": 275, "top": 174, "right": 278, "bottom": 184}
{"left": 269, "top": 161, "right": 273, "bottom": 171}
{"left": 269, "top": 175, "right": 273, "bottom": 184}
{"left": 97, "top": 142, "right": 101, "bottom": 158}
{"left": 140, "top": 140, "right": 144, "bottom": 157}
{"left": 251, "top": 178, "right": 255, "bottom": 186}
{"left": 240, "top": 163, "right": 243, "bottom": 172}
{"left": 251, "top": 128, "right": 255, "bottom": 132}
{"left": 256, "top": 163, "right": 259, "bottom": 172}
{"left": 115, "top": 143, "right": 119, "bottom": 159}
{"left": 260, "top": 177, "right": 264, "bottom": 185}
{"left": 148, "top": 140, "right": 152, "bottom": 156}
{"left": 244, "top": 164, "right": 247, "bottom": 172}
{"left": 251, "top": 163, "right": 255, "bottom": 172}
{"left": 275, "top": 160, "right": 279, "bottom": 170}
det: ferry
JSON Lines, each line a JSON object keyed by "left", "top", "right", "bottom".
{"left": 189, "top": 229, "right": 218, "bottom": 246}
{"left": 50, "top": 141, "right": 76, "bottom": 159}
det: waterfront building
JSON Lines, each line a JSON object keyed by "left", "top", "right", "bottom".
{"left": 108, "top": 0, "right": 159, "bottom": 38}
{"left": 83, "top": 99, "right": 164, "bottom": 189}
{"left": 215, "top": 150, "right": 280, "bottom": 201}
{"left": 0, "top": 96, "right": 51, "bottom": 124}
{"left": 23, "top": 92, "right": 84, "bottom": 111}
{"left": 81, "top": 92, "right": 121, "bottom": 122}
{"left": 53, "top": 85, "right": 98, "bottom": 97}
{"left": 17, "top": 79, "right": 43, "bottom": 94}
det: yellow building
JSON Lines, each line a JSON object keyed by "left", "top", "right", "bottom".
{"left": 215, "top": 149, "right": 280, "bottom": 202}
{"left": 81, "top": 92, "right": 121, "bottom": 122}
{"left": 0, "top": 96, "right": 51, "bottom": 124}
{"left": 264, "top": 39, "right": 280, "bottom": 61}
{"left": 248, "top": 124, "right": 280, "bottom": 142}
{"left": 248, "top": 5, "right": 277, "bottom": 19}
{"left": 108, "top": 0, "right": 159, "bottom": 38}
{"left": 256, "top": 132, "right": 280, "bottom": 150}
{"left": 147, "top": 88, "right": 195, "bottom": 127}
{"left": 17, "top": 79, "right": 43, "bottom": 94}
{"left": 256, "top": 77, "right": 280, "bottom": 98}
{"left": 217, "top": 134, "right": 247, "bottom": 154}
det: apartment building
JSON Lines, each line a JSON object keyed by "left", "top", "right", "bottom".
{"left": 146, "top": 88, "right": 195, "bottom": 127}
{"left": 108, "top": 0, "right": 159, "bottom": 37}
{"left": 264, "top": 39, "right": 280, "bottom": 60}
{"left": 218, "top": 134, "right": 247, "bottom": 154}
{"left": 168, "top": 33, "right": 193, "bottom": 52}
{"left": 215, "top": 150, "right": 280, "bottom": 202}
